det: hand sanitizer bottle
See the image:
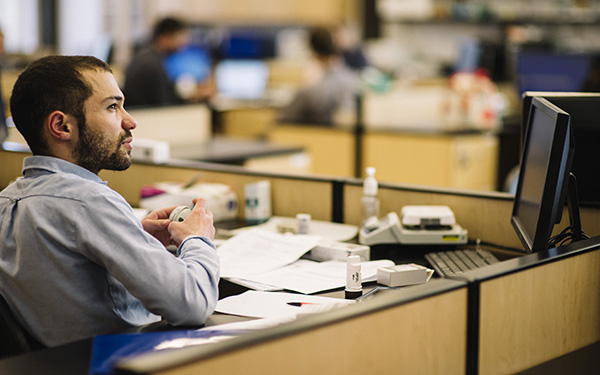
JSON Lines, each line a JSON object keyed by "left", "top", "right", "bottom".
{"left": 361, "top": 167, "right": 380, "bottom": 225}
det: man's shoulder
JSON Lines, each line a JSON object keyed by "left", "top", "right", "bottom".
{"left": 27, "top": 169, "right": 121, "bottom": 204}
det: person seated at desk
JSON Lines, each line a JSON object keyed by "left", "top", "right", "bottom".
{"left": 278, "top": 27, "right": 360, "bottom": 126}
{"left": 123, "top": 17, "right": 213, "bottom": 107}
{"left": 333, "top": 24, "right": 369, "bottom": 72}
{"left": 0, "top": 55, "right": 220, "bottom": 347}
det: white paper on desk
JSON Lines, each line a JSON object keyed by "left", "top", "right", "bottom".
{"left": 241, "top": 259, "right": 395, "bottom": 294}
{"left": 198, "top": 315, "right": 298, "bottom": 332}
{"left": 215, "top": 290, "right": 355, "bottom": 319}
{"left": 218, "top": 228, "right": 320, "bottom": 278}
{"left": 259, "top": 216, "right": 359, "bottom": 242}
{"left": 217, "top": 216, "right": 359, "bottom": 242}
{"left": 225, "top": 278, "right": 283, "bottom": 292}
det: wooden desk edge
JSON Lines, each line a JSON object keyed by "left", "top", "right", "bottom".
{"left": 114, "top": 278, "right": 467, "bottom": 374}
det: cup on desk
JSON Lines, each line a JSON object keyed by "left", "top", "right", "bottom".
{"left": 296, "top": 213, "right": 311, "bottom": 234}
{"left": 245, "top": 180, "right": 271, "bottom": 222}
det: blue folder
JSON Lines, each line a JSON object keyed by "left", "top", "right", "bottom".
{"left": 89, "top": 329, "right": 238, "bottom": 375}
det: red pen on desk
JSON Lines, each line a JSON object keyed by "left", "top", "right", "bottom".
{"left": 287, "top": 302, "right": 318, "bottom": 307}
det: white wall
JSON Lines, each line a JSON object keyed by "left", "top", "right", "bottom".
{"left": 57, "top": 0, "right": 105, "bottom": 56}
{"left": 0, "top": 0, "right": 39, "bottom": 54}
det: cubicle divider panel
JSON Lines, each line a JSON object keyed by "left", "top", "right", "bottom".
{"left": 478, "top": 248, "right": 600, "bottom": 374}
{"left": 343, "top": 182, "right": 521, "bottom": 249}
{"left": 362, "top": 132, "right": 499, "bottom": 191}
{"left": 100, "top": 161, "right": 334, "bottom": 221}
{"left": 220, "top": 107, "right": 278, "bottom": 139}
{"left": 120, "top": 285, "right": 469, "bottom": 375}
{"left": 127, "top": 104, "right": 212, "bottom": 147}
{"left": 268, "top": 124, "right": 356, "bottom": 178}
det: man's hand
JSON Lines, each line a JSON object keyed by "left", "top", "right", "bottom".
{"left": 142, "top": 206, "right": 177, "bottom": 247}
{"left": 168, "top": 198, "right": 215, "bottom": 246}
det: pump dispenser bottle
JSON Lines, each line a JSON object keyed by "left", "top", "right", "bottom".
{"left": 361, "top": 167, "right": 380, "bottom": 225}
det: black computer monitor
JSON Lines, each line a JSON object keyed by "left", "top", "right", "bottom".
{"left": 516, "top": 50, "right": 594, "bottom": 95}
{"left": 219, "top": 29, "right": 276, "bottom": 60}
{"left": 511, "top": 97, "right": 579, "bottom": 253}
{"left": 522, "top": 92, "right": 600, "bottom": 207}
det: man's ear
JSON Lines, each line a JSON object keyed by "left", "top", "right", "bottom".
{"left": 46, "top": 111, "right": 76, "bottom": 141}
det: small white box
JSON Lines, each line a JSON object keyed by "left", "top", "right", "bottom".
{"left": 130, "top": 138, "right": 170, "bottom": 163}
{"left": 377, "top": 264, "right": 434, "bottom": 287}
{"left": 308, "top": 240, "right": 370, "bottom": 262}
{"left": 401, "top": 205, "right": 456, "bottom": 227}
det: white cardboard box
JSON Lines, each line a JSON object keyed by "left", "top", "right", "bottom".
{"left": 377, "top": 264, "right": 434, "bottom": 287}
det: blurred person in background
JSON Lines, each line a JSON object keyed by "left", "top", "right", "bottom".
{"left": 124, "top": 17, "right": 213, "bottom": 107}
{"left": 278, "top": 27, "right": 360, "bottom": 126}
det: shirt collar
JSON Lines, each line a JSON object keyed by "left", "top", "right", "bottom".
{"left": 22, "top": 156, "right": 107, "bottom": 185}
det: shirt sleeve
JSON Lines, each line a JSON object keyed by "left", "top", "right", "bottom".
{"left": 73, "top": 188, "right": 220, "bottom": 326}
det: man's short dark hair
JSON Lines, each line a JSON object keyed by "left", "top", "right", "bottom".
{"left": 152, "top": 17, "right": 186, "bottom": 42}
{"left": 309, "top": 27, "right": 339, "bottom": 57}
{"left": 10, "top": 55, "right": 112, "bottom": 155}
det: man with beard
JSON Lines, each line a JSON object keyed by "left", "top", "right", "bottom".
{"left": 0, "top": 55, "right": 220, "bottom": 348}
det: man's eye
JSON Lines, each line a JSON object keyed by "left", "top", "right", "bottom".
{"left": 108, "top": 103, "right": 117, "bottom": 110}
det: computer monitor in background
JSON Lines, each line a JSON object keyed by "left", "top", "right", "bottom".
{"left": 522, "top": 92, "right": 600, "bottom": 207}
{"left": 516, "top": 51, "right": 593, "bottom": 95}
{"left": 215, "top": 59, "right": 269, "bottom": 100}
{"left": 511, "top": 97, "right": 582, "bottom": 254}
{"left": 164, "top": 45, "right": 212, "bottom": 84}
{"left": 219, "top": 29, "right": 276, "bottom": 60}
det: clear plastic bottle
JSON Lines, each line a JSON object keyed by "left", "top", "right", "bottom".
{"left": 361, "top": 167, "right": 380, "bottom": 225}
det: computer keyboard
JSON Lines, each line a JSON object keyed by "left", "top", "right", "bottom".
{"left": 425, "top": 249, "right": 500, "bottom": 277}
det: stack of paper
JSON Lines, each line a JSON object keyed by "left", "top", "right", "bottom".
{"left": 217, "top": 228, "right": 394, "bottom": 294}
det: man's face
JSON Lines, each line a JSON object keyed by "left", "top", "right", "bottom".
{"left": 73, "top": 70, "right": 137, "bottom": 174}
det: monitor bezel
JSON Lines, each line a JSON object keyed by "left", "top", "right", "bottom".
{"left": 521, "top": 91, "right": 600, "bottom": 208}
{"left": 511, "top": 96, "right": 574, "bottom": 254}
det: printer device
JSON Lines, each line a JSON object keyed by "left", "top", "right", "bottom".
{"left": 358, "top": 205, "right": 468, "bottom": 245}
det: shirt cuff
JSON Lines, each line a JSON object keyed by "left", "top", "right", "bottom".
{"left": 177, "top": 235, "right": 216, "bottom": 256}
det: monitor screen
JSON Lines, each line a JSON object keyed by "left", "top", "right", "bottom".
{"left": 164, "top": 45, "right": 212, "bottom": 83}
{"left": 219, "top": 30, "right": 276, "bottom": 60}
{"left": 516, "top": 51, "right": 593, "bottom": 95}
{"left": 522, "top": 92, "right": 600, "bottom": 208}
{"left": 215, "top": 59, "right": 269, "bottom": 100}
{"left": 511, "top": 97, "right": 574, "bottom": 253}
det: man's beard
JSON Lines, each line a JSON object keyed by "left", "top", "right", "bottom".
{"left": 74, "top": 121, "right": 132, "bottom": 174}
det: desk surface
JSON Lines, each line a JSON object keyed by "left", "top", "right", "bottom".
{"left": 2, "top": 136, "right": 303, "bottom": 166}
{"left": 170, "top": 136, "right": 303, "bottom": 164}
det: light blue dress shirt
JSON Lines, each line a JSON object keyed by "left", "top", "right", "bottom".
{"left": 0, "top": 156, "right": 220, "bottom": 347}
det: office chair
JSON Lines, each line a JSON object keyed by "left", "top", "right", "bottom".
{"left": 0, "top": 292, "right": 42, "bottom": 359}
